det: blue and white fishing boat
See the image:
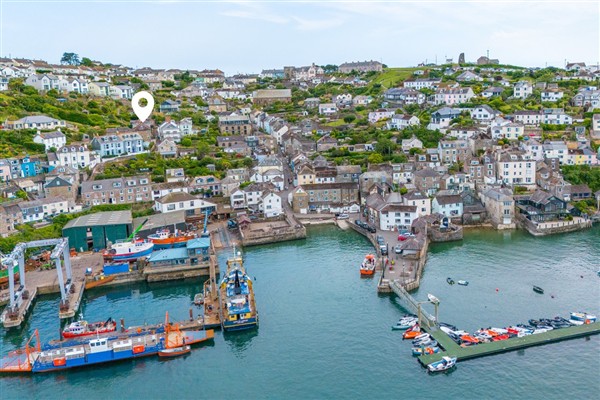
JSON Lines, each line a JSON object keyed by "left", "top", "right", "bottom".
{"left": 569, "top": 312, "right": 597, "bottom": 325}
{"left": 427, "top": 356, "right": 457, "bottom": 372}
{"left": 219, "top": 251, "right": 258, "bottom": 332}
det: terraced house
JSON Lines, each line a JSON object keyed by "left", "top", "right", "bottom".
{"left": 218, "top": 115, "right": 252, "bottom": 135}
{"left": 91, "top": 133, "right": 144, "bottom": 158}
{"left": 81, "top": 175, "right": 151, "bottom": 206}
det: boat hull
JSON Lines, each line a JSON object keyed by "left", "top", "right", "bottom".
{"left": 103, "top": 245, "right": 153, "bottom": 261}
{"left": 158, "top": 345, "right": 190, "bottom": 357}
{"left": 223, "top": 317, "right": 258, "bottom": 332}
{"left": 85, "top": 275, "right": 115, "bottom": 290}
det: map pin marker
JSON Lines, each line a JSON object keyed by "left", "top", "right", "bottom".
{"left": 132, "top": 91, "right": 154, "bottom": 123}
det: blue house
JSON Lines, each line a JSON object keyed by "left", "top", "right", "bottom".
{"left": 20, "top": 156, "right": 41, "bottom": 177}
{"left": 147, "top": 237, "right": 211, "bottom": 267}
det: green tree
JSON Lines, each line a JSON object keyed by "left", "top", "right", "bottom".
{"left": 180, "top": 137, "right": 192, "bottom": 147}
{"left": 399, "top": 187, "right": 408, "bottom": 195}
{"left": 368, "top": 152, "right": 384, "bottom": 164}
{"left": 60, "top": 52, "right": 80, "bottom": 65}
{"left": 374, "top": 137, "right": 397, "bottom": 156}
{"left": 80, "top": 57, "right": 94, "bottom": 67}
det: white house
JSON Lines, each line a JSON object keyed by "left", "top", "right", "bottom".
{"left": 496, "top": 152, "right": 536, "bottom": 186}
{"left": 25, "top": 74, "right": 60, "bottom": 91}
{"left": 542, "top": 108, "right": 573, "bottom": 125}
{"left": 542, "top": 141, "right": 569, "bottom": 164}
{"left": 401, "top": 136, "right": 423, "bottom": 153}
{"left": 154, "top": 192, "right": 216, "bottom": 215}
{"left": 513, "top": 81, "right": 533, "bottom": 99}
{"left": 386, "top": 114, "right": 420, "bottom": 130}
{"left": 403, "top": 78, "right": 441, "bottom": 90}
{"left": 230, "top": 189, "right": 246, "bottom": 209}
{"left": 110, "top": 85, "right": 133, "bottom": 99}
{"left": 260, "top": 192, "right": 283, "bottom": 218}
{"left": 427, "top": 107, "right": 463, "bottom": 130}
{"left": 513, "top": 111, "right": 542, "bottom": 126}
{"left": 33, "top": 130, "right": 66, "bottom": 150}
{"left": 456, "top": 71, "right": 483, "bottom": 82}
{"left": 319, "top": 103, "right": 338, "bottom": 115}
{"left": 541, "top": 89, "right": 564, "bottom": 102}
{"left": 432, "top": 194, "right": 463, "bottom": 218}
{"left": 520, "top": 138, "right": 544, "bottom": 161}
{"left": 491, "top": 121, "right": 524, "bottom": 140}
{"left": 0, "top": 77, "right": 9, "bottom": 91}
{"left": 19, "top": 197, "right": 74, "bottom": 223}
{"left": 5, "top": 115, "right": 66, "bottom": 131}
{"left": 403, "top": 191, "right": 431, "bottom": 217}
{"left": 250, "top": 168, "right": 285, "bottom": 191}
{"left": 368, "top": 109, "right": 396, "bottom": 124}
{"left": 470, "top": 105, "right": 498, "bottom": 122}
{"left": 49, "top": 144, "right": 97, "bottom": 169}
{"left": 378, "top": 204, "right": 419, "bottom": 231}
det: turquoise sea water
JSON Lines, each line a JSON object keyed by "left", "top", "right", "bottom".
{"left": 1, "top": 225, "right": 599, "bottom": 399}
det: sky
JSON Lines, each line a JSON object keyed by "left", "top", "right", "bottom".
{"left": 1, "top": 0, "right": 598, "bottom": 75}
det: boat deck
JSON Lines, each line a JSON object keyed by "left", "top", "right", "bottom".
{"left": 418, "top": 322, "right": 600, "bottom": 366}
{"left": 0, "top": 350, "right": 33, "bottom": 372}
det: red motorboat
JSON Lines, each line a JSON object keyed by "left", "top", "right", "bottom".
{"left": 62, "top": 317, "right": 117, "bottom": 339}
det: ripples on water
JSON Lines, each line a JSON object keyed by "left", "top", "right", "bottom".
{"left": 1, "top": 225, "right": 599, "bottom": 399}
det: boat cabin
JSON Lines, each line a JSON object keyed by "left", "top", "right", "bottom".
{"left": 89, "top": 338, "right": 109, "bottom": 353}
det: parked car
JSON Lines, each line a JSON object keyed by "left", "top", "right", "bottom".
{"left": 337, "top": 213, "right": 349, "bottom": 219}
{"left": 366, "top": 225, "right": 376, "bottom": 233}
{"left": 380, "top": 244, "right": 388, "bottom": 255}
{"left": 398, "top": 232, "right": 414, "bottom": 241}
{"left": 395, "top": 245, "right": 402, "bottom": 254}
{"left": 376, "top": 235, "right": 385, "bottom": 245}
{"left": 355, "top": 220, "right": 363, "bottom": 227}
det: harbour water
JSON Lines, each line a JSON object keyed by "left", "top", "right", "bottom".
{"left": 1, "top": 225, "right": 599, "bottom": 399}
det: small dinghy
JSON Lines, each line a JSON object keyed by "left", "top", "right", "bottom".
{"left": 457, "top": 280, "right": 468, "bottom": 286}
{"left": 533, "top": 286, "right": 544, "bottom": 294}
{"left": 158, "top": 345, "right": 191, "bottom": 358}
{"left": 446, "top": 277, "right": 455, "bottom": 285}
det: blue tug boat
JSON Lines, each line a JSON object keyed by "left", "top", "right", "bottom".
{"left": 219, "top": 251, "right": 258, "bottom": 332}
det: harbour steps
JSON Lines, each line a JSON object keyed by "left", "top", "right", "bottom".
{"left": 418, "top": 322, "right": 600, "bottom": 366}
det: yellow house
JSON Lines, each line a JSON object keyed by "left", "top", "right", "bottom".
{"left": 297, "top": 165, "right": 315, "bottom": 185}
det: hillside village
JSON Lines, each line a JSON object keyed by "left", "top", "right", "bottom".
{"left": 1, "top": 55, "right": 600, "bottom": 246}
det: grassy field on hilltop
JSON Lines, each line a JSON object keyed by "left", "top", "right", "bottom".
{"left": 370, "top": 67, "right": 421, "bottom": 89}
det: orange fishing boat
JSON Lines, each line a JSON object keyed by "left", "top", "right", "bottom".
{"left": 147, "top": 229, "right": 197, "bottom": 249}
{"left": 403, "top": 324, "right": 421, "bottom": 339}
{"left": 461, "top": 334, "right": 480, "bottom": 344}
{"left": 360, "top": 254, "right": 376, "bottom": 276}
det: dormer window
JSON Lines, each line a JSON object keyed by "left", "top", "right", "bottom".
{"left": 93, "top": 184, "right": 102, "bottom": 190}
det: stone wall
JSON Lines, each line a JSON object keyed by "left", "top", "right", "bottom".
{"left": 516, "top": 214, "right": 592, "bottom": 236}
{"left": 429, "top": 226, "right": 463, "bottom": 242}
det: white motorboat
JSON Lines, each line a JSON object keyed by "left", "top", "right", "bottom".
{"left": 427, "top": 356, "right": 457, "bottom": 372}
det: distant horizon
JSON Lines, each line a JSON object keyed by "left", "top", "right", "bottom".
{"left": 1, "top": 1, "right": 598, "bottom": 76}
{"left": 1, "top": 52, "right": 597, "bottom": 75}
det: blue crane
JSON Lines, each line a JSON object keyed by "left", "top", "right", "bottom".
{"left": 201, "top": 210, "right": 211, "bottom": 238}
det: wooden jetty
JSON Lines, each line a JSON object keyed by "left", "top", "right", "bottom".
{"left": 201, "top": 254, "right": 221, "bottom": 329}
{"left": 418, "top": 322, "right": 600, "bottom": 366}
